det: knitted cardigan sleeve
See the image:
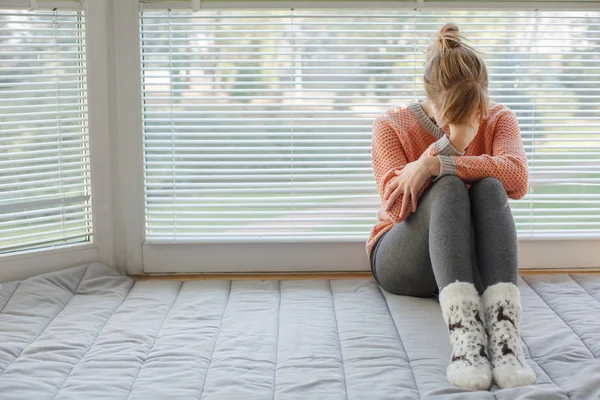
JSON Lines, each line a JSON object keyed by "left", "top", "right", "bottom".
{"left": 441, "top": 110, "right": 529, "bottom": 200}
{"left": 371, "top": 115, "right": 438, "bottom": 223}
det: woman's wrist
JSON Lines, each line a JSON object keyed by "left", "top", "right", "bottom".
{"left": 422, "top": 156, "right": 441, "bottom": 177}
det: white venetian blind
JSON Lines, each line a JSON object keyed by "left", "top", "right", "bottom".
{"left": 0, "top": 9, "right": 92, "bottom": 253}
{"left": 140, "top": 8, "right": 600, "bottom": 242}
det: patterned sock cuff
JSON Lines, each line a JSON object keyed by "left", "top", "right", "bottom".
{"left": 482, "top": 282, "right": 521, "bottom": 308}
{"left": 438, "top": 281, "right": 480, "bottom": 322}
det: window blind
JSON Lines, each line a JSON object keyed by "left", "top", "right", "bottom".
{"left": 140, "top": 9, "right": 600, "bottom": 242}
{"left": 0, "top": 9, "right": 92, "bottom": 253}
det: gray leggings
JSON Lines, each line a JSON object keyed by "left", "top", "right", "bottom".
{"left": 370, "top": 175, "right": 518, "bottom": 297}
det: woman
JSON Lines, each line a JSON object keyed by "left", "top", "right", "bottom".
{"left": 367, "top": 23, "right": 536, "bottom": 391}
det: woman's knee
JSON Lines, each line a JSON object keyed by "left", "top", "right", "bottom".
{"left": 427, "top": 175, "right": 471, "bottom": 216}
{"left": 430, "top": 175, "right": 469, "bottom": 199}
{"left": 470, "top": 177, "right": 509, "bottom": 207}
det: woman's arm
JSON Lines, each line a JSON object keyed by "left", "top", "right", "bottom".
{"left": 438, "top": 110, "right": 529, "bottom": 199}
{"left": 371, "top": 115, "right": 412, "bottom": 222}
{"left": 372, "top": 115, "right": 451, "bottom": 222}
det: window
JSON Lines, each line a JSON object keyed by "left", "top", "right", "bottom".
{"left": 140, "top": 8, "right": 600, "bottom": 244}
{"left": 0, "top": 9, "right": 92, "bottom": 254}
{"left": 0, "top": 1, "right": 597, "bottom": 278}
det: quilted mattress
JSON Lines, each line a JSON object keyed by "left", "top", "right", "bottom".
{"left": 1, "top": 262, "right": 600, "bottom": 400}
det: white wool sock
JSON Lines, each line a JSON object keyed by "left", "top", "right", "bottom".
{"left": 482, "top": 282, "right": 536, "bottom": 389}
{"left": 438, "top": 281, "right": 492, "bottom": 390}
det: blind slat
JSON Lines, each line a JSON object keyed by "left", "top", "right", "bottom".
{"left": 2, "top": 183, "right": 91, "bottom": 201}
{"left": 0, "top": 232, "right": 91, "bottom": 254}
{"left": 0, "top": 196, "right": 90, "bottom": 217}
{"left": 0, "top": 161, "right": 89, "bottom": 176}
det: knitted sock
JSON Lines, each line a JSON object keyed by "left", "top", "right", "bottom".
{"left": 439, "top": 282, "right": 492, "bottom": 390}
{"left": 482, "top": 282, "right": 536, "bottom": 389}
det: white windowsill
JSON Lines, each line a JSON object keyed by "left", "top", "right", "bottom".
{"left": 142, "top": 238, "right": 600, "bottom": 274}
{"left": 0, "top": 244, "right": 99, "bottom": 283}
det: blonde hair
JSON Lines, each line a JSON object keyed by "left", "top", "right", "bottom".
{"left": 424, "top": 23, "right": 489, "bottom": 125}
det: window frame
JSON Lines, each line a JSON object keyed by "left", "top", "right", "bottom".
{"left": 130, "top": 0, "right": 600, "bottom": 274}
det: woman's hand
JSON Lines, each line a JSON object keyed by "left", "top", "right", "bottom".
{"left": 448, "top": 111, "right": 481, "bottom": 152}
{"left": 383, "top": 158, "right": 436, "bottom": 216}
{"left": 376, "top": 207, "right": 390, "bottom": 222}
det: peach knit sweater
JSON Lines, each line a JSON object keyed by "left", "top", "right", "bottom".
{"left": 366, "top": 99, "right": 529, "bottom": 256}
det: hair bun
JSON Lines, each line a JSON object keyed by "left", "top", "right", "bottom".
{"left": 437, "top": 23, "right": 461, "bottom": 50}
{"left": 440, "top": 23, "right": 459, "bottom": 36}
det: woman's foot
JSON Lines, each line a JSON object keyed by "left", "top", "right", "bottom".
{"left": 439, "top": 282, "right": 492, "bottom": 390}
{"left": 482, "top": 282, "right": 536, "bottom": 389}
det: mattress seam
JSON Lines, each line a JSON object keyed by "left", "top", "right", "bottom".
{"left": 377, "top": 286, "right": 421, "bottom": 399}
{"left": 521, "top": 276, "right": 596, "bottom": 359}
{"left": 0, "top": 264, "right": 88, "bottom": 375}
{"left": 0, "top": 281, "right": 21, "bottom": 314}
{"left": 568, "top": 274, "right": 600, "bottom": 306}
{"left": 329, "top": 280, "right": 349, "bottom": 400}
{"left": 124, "top": 281, "right": 184, "bottom": 400}
{"left": 272, "top": 280, "right": 282, "bottom": 400}
{"left": 50, "top": 282, "right": 134, "bottom": 400}
{"left": 73, "top": 262, "right": 92, "bottom": 294}
{"left": 197, "top": 280, "right": 233, "bottom": 400}
{"left": 518, "top": 335, "right": 571, "bottom": 399}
